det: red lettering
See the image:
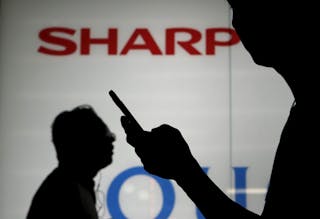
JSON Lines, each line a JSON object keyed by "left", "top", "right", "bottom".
{"left": 206, "top": 28, "right": 240, "bottom": 55}
{"left": 37, "top": 27, "right": 240, "bottom": 56}
{"left": 166, "top": 28, "right": 202, "bottom": 55}
{"left": 80, "top": 28, "right": 118, "bottom": 55}
{"left": 38, "top": 27, "right": 77, "bottom": 55}
{"left": 120, "top": 29, "right": 162, "bottom": 55}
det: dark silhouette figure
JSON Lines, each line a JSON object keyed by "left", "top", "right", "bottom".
{"left": 26, "top": 105, "right": 115, "bottom": 219}
{"left": 120, "top": 1, "right": 317, "bottom": 218}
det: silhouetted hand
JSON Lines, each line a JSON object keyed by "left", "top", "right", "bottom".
{"left": 121, "top": 116, "right": 198, "bottom": 180}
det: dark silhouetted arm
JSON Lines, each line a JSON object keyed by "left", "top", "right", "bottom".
{"left": 121, "top": 116, "right": 260, "bottom": 218}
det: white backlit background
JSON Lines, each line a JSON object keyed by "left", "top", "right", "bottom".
{"left": 0, "top": 0, "right": 294, "bottom": 218}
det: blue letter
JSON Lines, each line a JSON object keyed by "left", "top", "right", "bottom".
{"left": 233, "top": 167, "right": 248, "bottom": 207}
{"left": 107, "top": 166, "right": 175, "bottom": 219}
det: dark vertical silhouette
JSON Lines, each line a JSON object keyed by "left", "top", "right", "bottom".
{"left": 120, "top": 1, "right": 317, "bottom": 218}
{"left": 26, "top": 105, "right": 115, "bottom": 219}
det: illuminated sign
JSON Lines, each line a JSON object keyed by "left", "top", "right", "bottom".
{"left": 0, "top": 1, "right": 292, "bottom": 218}
{"left": 38, "top": 27, "right": 240, "bottom": 56}
{"left": 105, "top": 166, "right": 258, "bottom": 219}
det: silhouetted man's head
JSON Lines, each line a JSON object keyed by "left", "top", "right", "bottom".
{"left": 51, "top": 105, "right": 115, "bottom": 177}
{"left": 227, "top": 1, "right": 307, "bottom": 68}
{"left": 226, "top": 0, "right": 315, "bottom": 95}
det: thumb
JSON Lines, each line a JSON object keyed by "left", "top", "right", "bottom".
{"left": 121, "top": 116, "right": 148, "bottom": 147}
{"left": 120, "top": 116, "right": 131, "bottom": 134}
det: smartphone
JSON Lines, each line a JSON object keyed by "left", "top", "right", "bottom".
{"left": 108, "top": 90, "right": 144, "bottom": 132}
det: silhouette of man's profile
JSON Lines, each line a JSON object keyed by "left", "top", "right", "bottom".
{"left": 26, "top": 105, "right": 115, "bottom": 219}
{"left": 120, "top": 1, "right": 317, "bottom": 218}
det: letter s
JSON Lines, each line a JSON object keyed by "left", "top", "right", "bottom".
{"left": 38, "top": 27, "right": 77, "bottom": 55}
